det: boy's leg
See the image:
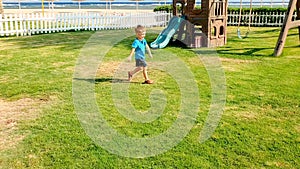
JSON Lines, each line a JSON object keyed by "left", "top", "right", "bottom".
{"left": 142, "top": 66, "right": 149, "bottom": 81}
{"left": 142, "top": 67, "right": 153, "bottom": 84}
{"left": 128, "top": 67, "right": 142, "bottom": 81}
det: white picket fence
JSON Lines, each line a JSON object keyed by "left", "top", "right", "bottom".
{"left": 1, "top": 10, "right": 297, "bottom": 37}
{"left": 227, "top": 11, "right": 298, "bottom": 27}
{"left": 0, "top": 11, "right": 169, "bottom": 37}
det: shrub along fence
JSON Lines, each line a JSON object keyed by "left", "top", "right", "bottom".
{"left": 227, "top": 7, "right": 298, "bottom": 27}
{"left": 227, "top": 10, "right": 296, "bottom": 27}
{"left": 0, "top": 11, "right": 169, "bottom": 37}
{"left": 155, "top": 6, "right": 298, "bottom": 27}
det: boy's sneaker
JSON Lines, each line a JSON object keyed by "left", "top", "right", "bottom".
{"left": 142, "top": 80, "right": 154, "bottom": 84}
{"left": 128, "top": 72, "right": 132, "bottom": 81}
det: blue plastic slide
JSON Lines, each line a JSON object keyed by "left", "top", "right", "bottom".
{"left": 150, "top": 16, "right": 184, "bottom": 49}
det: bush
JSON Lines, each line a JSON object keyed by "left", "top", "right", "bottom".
{"left": 228, "top": 7, "right": 289, "bottom": 13}
{"left": 153, "top": 5, "right": 173, "bottom": 13}
{"left": 154, "top": 5, "right": 290, "bottom": 13}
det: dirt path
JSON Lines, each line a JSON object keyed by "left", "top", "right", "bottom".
{"left": 0, "top": 98, "right": 49, "bottom": 152}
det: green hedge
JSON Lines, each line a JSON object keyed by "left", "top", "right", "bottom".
{"left": 153, "top": 5, "right": 173, "bottom": 13}
{"left": 153, "top": 5, "right": 289, "bottom": 13}
{"left": 228, "top": 7, "right": 288, "bottom": 13}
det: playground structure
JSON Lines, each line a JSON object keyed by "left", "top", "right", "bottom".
{"left": 173, "top": 0, "right": 228, "bottom": 47}
{"left": 274, "top": 0, "right": 300, "bottom": 56}
{"left": 151, "top": 0, "right": 299, "bottom": 56}
{"left": 237, "top": 0, "right": 253, "bottom": 39}
{"left": 151, "top": 0, "right": 228, "bottom": 48}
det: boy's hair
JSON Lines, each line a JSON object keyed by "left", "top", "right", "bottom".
{"left": 135, "top": 25, "right": 145, "bottom": 33}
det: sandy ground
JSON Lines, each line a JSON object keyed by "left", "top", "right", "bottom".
{"left": 4, "top": 8, "right": 154, "bottom": 14}
{"left": 0, "top": 98, "right": 50, "bottom": 152}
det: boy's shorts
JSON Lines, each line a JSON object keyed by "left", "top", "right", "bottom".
{"left": 135, "top": 58, "right": 147, "bottom": 67}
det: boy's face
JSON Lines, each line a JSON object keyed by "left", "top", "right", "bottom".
{"left": 136, "top": 31, "right": 146, "bottom": 40}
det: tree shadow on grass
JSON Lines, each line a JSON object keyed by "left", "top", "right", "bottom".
{"left": 0, "top": 31, "right": 94, "bottom": 51}
{"left": 194, "top": 46, "right": 274, "bottom": 57}
{"left": 217, "top": 43, "right": 300, "bottom": 57}
{"left": 217, "top": 47, "right": 275, "bottom": 57}
{"left": 250, "top": 28, "right": 280, "bottom": 34}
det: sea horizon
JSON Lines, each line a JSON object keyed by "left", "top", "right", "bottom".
{"left": 2, "top": 0, "right": 290, "bottom": 10}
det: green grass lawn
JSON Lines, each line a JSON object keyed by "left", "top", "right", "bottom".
{"left": 0, "top": 26, "right": 299, "bottom": 168}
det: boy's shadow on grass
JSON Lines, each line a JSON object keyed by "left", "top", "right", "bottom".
{"left": 95, "top": 77, "right": 130, "bottom": 84}
{"left": 74, "top": 77, "right": 139, "bottom": 84}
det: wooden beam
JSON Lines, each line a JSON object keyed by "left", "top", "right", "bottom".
{"left": 274, "top": 0, "right": 300, "bottom": 56}
{"left": 290, "top": 20, "right": 300, "bottom": 28}
{"left": 297, "top": 0, "right": 300, "bottom": 40}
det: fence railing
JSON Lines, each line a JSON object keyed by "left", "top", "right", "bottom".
{"left": 0, "top": 11, "right": 169, "bottom": 37}
{"left": 1, "top": 10, "right": 298, "bottom": 37}
{"left": 227, "top": 11, "right": 298, "bottom": 27}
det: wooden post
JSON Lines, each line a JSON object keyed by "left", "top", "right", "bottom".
{"left": 42, "top": 0, "right": 44, "bottom": 16}
{"left": 297, "top": 0, "right": 300, "bottom": 40}
{"left": 0, "top": 0, "right": 4, "bottom": 16}
{"left": 274, "top": 0, "right": 300, "bottom": 56}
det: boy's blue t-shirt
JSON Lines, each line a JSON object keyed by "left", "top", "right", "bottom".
{"left": 132, "top": 38, "right": 147, "bottom": 59}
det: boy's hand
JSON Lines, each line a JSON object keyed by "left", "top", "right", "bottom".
{"left": 127, "top": 56, "right": 132, "bottom": 62}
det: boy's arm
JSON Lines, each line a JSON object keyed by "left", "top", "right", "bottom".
{"left": 127, "top": 48, "right": 135, "bottom": 61}
{"left": 146, "top": 44, "right": 153, "bottom": 58}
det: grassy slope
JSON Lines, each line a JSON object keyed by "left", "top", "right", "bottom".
{"left": 0, "top": 27, "right": 299, "bottom": 168}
